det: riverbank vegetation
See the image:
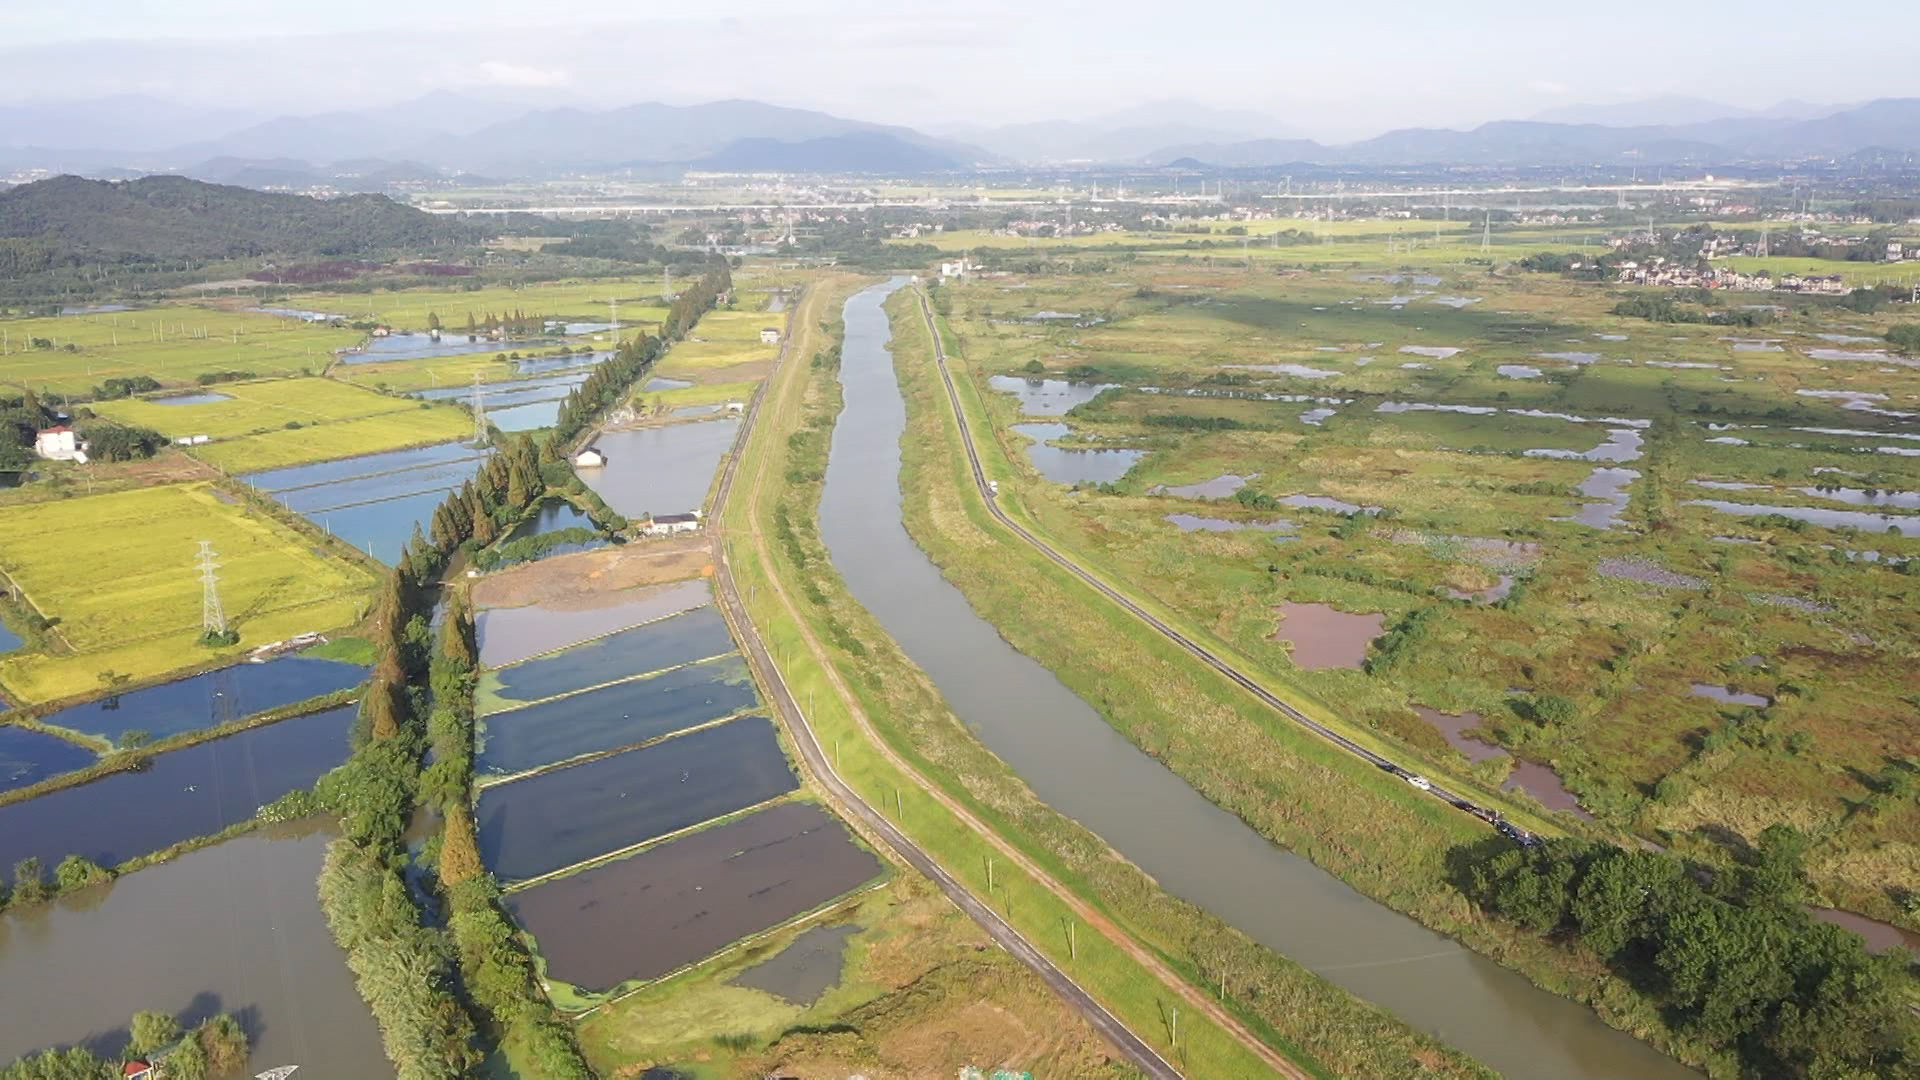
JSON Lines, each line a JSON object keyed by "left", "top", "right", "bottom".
{"left": 1462, "top": 834, "right": 1916, "bottom": 1077}
{"left": 719, "top": 275, "right": 1495, "bottom": 1079}
{"left": 900, "top": 253, "right": 1920, "bottom": 1074}
{"left": 0, "top": 1008, "right": 249, "bottom": 1080}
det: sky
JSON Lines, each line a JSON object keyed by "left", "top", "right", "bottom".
{"left": 3, "top": 1, "right": 1915, "bottom": 141}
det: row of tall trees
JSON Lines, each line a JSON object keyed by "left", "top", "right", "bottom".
{"left": 1461, "top": 835, "right": 1917, "bottom": 1078}
{"left": 549, "top": 259, "right": 732, "bottom": 447}
{"left": 429, "top": 597, "right": 593, "bottom": 1078}
{"left": 315, "top": 559, "right": 478, "bottom": 1079}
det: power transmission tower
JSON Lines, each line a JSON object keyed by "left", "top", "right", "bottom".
{"left": 1481, "top": 213, "right": 1491, "bottom": 254}
{"left": 662, "top": 263, "right": 673, "bottom": 301}
{"left": 197, "top": 541, "right": 226, "bottom": 636}
{"left": 609, "top": 296, "right": 619, "bottom": 346}
{"left": 469, "top": 373, "right": 488, "bottom": 446}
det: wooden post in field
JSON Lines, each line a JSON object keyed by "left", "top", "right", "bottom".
{"left": 1066, "top": 917, "right": 1076, "bottom": 960}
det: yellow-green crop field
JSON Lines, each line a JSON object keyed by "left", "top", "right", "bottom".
{"left": 0, "top": 306, "right": 359, "bottom": 394}
{"left": 91, "top": 377, "right": 416, "bottom": 439}
{"left": 192, "top": 406, "right": 473, "bottom": 473}
{"left": 291, "top": 279, "right": 672, "bottom": 330}
{"left": 1714, "top": 255, "right": 1920, "bottom": 286}
{"left": 0, "top": 483, "right": 376, "bottom": 702}
{"left": 652, "top": 310, "right": 780, "bottom": 380}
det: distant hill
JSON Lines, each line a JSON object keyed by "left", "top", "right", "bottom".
{"left": 1150, "top": 98, "right": 1920, "bottom": 167}
{"left": 692, "top": 133, "right": 962, "bottom": 173}
{"left": 446, "top": 99, "right": 988, "bottom": 173}
{"left": 0, "top": 174, "right": 478, "bottom": 260}
{"left": 945, "top": 100, "right": 1295, "bottom": 164}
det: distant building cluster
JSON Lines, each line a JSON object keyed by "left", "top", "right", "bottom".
{"left": 1613, "top": 258, "right": 1850, "bottom": 293}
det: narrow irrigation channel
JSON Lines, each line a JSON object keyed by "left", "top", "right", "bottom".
{"left": 818, "top": 277, "right": 1698, "bottom": 1080}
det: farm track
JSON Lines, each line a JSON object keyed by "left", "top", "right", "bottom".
{"left": 709, "top": 281, "right": 1305, "bottom": 1080}
{"left": 910, "top": 287, "right": 1535, "bottom": 844}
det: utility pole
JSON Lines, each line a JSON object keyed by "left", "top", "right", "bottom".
{"left": 198, "top": 541, "right": 226, "bottom": 637}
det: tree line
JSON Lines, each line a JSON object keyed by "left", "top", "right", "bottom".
{"left": 550, "top": 258, "right": 732, "bottom": 447}
{"left": 1459, "top": 833, "right": 1916, "bottom": 1078}
{"left": 0, "top": 1009, "right": 248, "bottom": 1080}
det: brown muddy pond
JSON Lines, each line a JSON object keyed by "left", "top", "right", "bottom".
{"left": 1504, "top": 760, "right": 1593, "bottom": 819}
{"left": 0, "top": 824, "right": 385, "bottom": 1077}
{"left": 1413, "top": 707, "right": 1506, "bottom": 763}
{"left": 1809, "top": 908, "right": 1920, "bottom": 955}
{"left": 506, "top": 801, "right": 881, "bottom": 992}
{"left": 1272, "top": 602, "right": 1385, "bottom": 670}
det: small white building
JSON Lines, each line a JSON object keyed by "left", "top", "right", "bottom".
{"left": 759, "top": 327, "right": 781, "bottom": 344}
{"left": 34, "top": 426, "right": 86, "bottom": 463}
{"left": 724, "top": 400, "right": 745, "bottom": 414}
{"left": 939, "top": 259, "right": 971, "bottom": 279}
{"left": 574, "top": 446, "right": 607, "bottom": 469}
{"left": 639, "top": 511, "right": 701, "bottom": 537}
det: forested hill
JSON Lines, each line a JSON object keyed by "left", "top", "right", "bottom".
{"left": 0, "top": 174, "right": 478, "bottom": 260}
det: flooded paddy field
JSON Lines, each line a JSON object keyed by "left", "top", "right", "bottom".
{"left": 476, "top": 578, "right": 712, "bottom": 667}
{"left": 0, "top": 704, "right": 353, "bottom": 872}
{"left": 244, "top": 439, "right": 487, "bottom": 562}
{"left": 0, "top": 724, "right": 96, "bottom": 792}
{"left": 505, "top": 801, "right": 881, "bottom": 993}
{"left": 578, "top": 418, "right": 738, "bottom": 519}
{"left": 0, "top": 824, "right": 386, "bottom": 1077}
{"left": 39, "top": 655, "right": 365, "bottom": 744}
{"left": 481, "top": 608, "right": 738, "bottom": 707}
{"left": 477, "top": 715, "right": 797, "bottom": 883}
{"left": 476, "top": 658, "right": 759, "bottom": 778}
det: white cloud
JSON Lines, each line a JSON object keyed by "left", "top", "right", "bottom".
{"left": 1527, "top": 80, "right": 1571, "bottom": 96}
{"left": 473, "top": 60, "right": 570, "bottom": 88}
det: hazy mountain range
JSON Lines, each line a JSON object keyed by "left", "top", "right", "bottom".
{"left": 1, "top": 93, "right": 1916, "bottom": 184}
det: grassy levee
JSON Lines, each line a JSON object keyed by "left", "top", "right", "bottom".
{"left": 724, "top": 275, "right": 1495, "bottom": 1080}
{"left": 893, "top": 292, "right": 1730, "bottom": 1074}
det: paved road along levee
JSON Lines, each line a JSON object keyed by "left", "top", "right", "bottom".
{"left": 705, "top": 288, "right": 1186, "bottom": 1080}
{"left": 910, "top": 287, "right": 1538, "bottom": 846}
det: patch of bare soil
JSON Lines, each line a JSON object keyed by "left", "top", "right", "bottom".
{"left": 471, "top": 536, "right": 712, "bottom": 610}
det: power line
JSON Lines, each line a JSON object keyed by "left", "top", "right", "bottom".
{"left": 197, "top": 541, "right": 226, "bottom": 637}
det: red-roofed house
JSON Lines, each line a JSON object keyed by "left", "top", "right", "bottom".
{"left": 123, "top": 1061, "right": 154, "bottom": 1080}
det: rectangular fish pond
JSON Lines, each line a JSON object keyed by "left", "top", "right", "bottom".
{"left": 475, "top": 657, "right": 760, "bottom": 779}
{"left": 505, "top": 801, "right": 881, "bottom": 994}
{"left": 0, "top": 704, "right": 354, "bottom": 873}
{"left": 479, "top": 606, "right": 738, "bottom": 707}
{"left": 476, "top": 578, "right": 713, "bottom": 668}
{"left": 576, "top": 418, "right": 739, "bottom": 520}
{"left": 243, "top": 441, "right": 489, "bottom": 564}
{"left": 37, "top": 655, "right": 366, "bottom": 745}
{"left": 0, "top": 724, "right": 97, "bottom": 794}
{"left": 476, "top": 715, "right": 798, "bottom": 884}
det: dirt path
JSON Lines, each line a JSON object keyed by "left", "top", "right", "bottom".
{"left": 716, "top": 280, "right": 1309, "bottom": 1080}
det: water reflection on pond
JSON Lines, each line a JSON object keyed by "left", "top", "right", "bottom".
{"left": 987, "top": 375, "right": 1118, "bottom": 415}
{"left": 0, "top": 824, "right": 387, "bottom": 1077}
{"left": 1010, "top": 423, "right": 1142, "bottom": 486}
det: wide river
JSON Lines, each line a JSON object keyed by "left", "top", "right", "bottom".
{"left": 817, "top": 278, "right": 1696, "bottom": 1080}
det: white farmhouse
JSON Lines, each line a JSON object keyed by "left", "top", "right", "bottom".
{"left": 639, "top": 511, "right": 702, "bottom": 537}
{"left": 34, "top": 426, "right": 86, "bottom": 463}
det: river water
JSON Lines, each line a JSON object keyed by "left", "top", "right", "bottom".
{"left": 816, "top": 278, "right": 1695, "bottom": 1080}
